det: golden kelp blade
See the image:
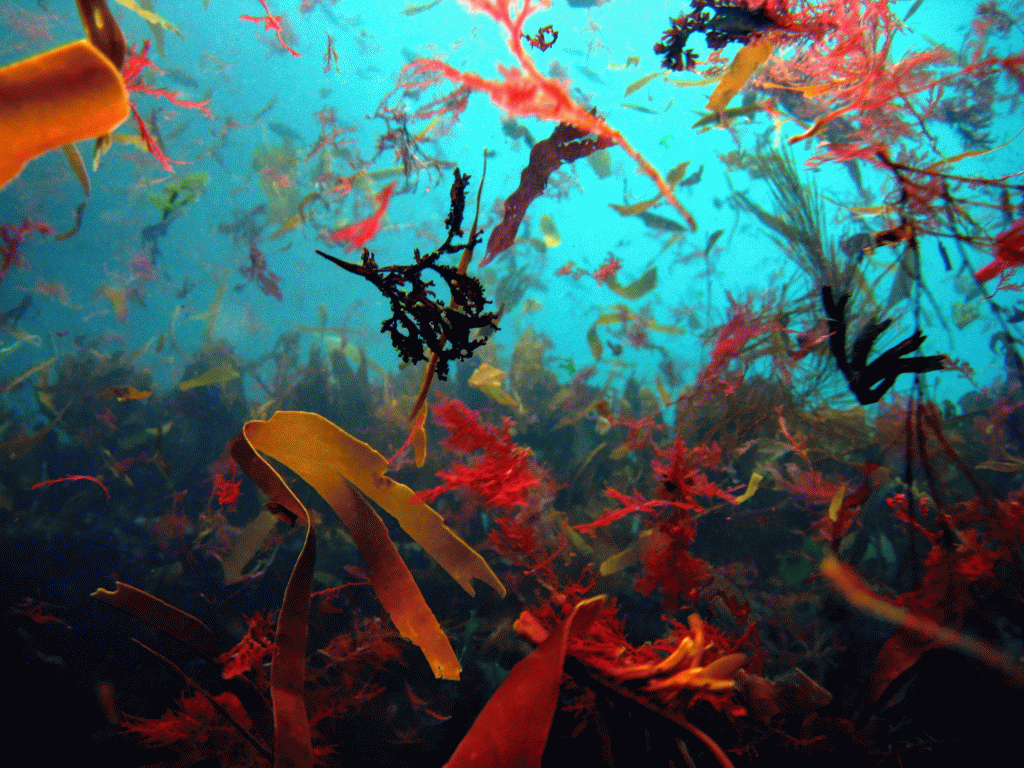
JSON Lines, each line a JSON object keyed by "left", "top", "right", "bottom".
{"left": 605, "top": 267, "right": 657, "bottom": 301}
{"left": 469, "top": 363, "right": 520, "bottom": 408}
{"left": 0, "top": 40, "right": 129, "bottom": 188}
{"left": 232, "top": 412, "right": 479, "bottom": 680}
{"left": 227, "top": 426, "right": 318, "bottom": 765}
{"left": 243, "top": 411, "right": 504, "bottom": 600}
{"left": 178, "top": 363, "right": 239, "bottom": 390}
{"left": 820, "top": 555, "right": 1024, "bottom": 694}
{"left": 706, "top": 37, "right": 775, "bottom": 114}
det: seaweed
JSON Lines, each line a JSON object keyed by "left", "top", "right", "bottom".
{"left": 654, "top": 0, "right": 780, "bottom": 72}
{"left": 318, "top": 169, "right": 498, "bottom": 381}
{"left": 485, "top": 120, "right": 613, "bottom": 266}
{"left": 822, "top": 286, "right": 948, "bottom": 405}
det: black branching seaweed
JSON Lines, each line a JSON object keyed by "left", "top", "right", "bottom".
{"left": 654, "top": 0, "right": 780, "bottom": 71}
{"left": 318, "top": 169, "right": 498, "bottom": 381}
{"left": 822, "top": 286, "right": 947, "bottom": 405}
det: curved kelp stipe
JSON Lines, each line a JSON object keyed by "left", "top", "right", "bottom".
{"left": 229, "top": 427, "right": 316, "bottom": 768}
{"left": 0, "top": 40, "right": 129, "bottom": 188}
{"left": 820, "top": 555, "right": 1024, "bottom": 704}
{"left": 91, "top": 581, "right": 221, "bottom": 659}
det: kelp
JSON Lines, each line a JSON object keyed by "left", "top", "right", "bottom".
{"left": 2, "top": 356, "right": 56, "bottom": 394}
{"left": 112, "top": 0, "right": 183, "bottom": 37}
{"left": 468, "top": 363, "right": 521, "bottom": 408}
{"left": 610, "top": 162, "right": 692, "bottom": 219}
{"left": 178, "top": 362, "right": 240, "bottom": 390}
{"left": 91, "top": 581, "right": 221, "bottom": 659}
{"left": 231, "top": 411, "right": 504, "bottom": 674}
{"left": 61, "top": 144, "right": 90, "bottom": 197}
{"left": 706, "top": 37, "right": 776, "bottom": 114}
{"left": 820, "top": 555, "right": 1024, "bottom": 702}
{"left": 0, "top": 38, "right": 129, "bottom": 188}
{"left": 605, "top": 266, "right": 658, "bottom": 301}
{"left": 445, "top": 595, "right": 605, "bottom": 768}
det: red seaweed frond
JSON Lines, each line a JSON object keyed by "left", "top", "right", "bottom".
{"left": 217, "top": 611, "right": 277, "bottom": 681}
{"left": 1, "top": 218, "right": 53, "bottom": 283}
{"left": 213, "top": 467, "right": 241, "bottom": 510}
{"left": 422, "top": 395, "right": 544, "bottom": 511}
{"left": 327, "top": 182, "right": 397, "bottom": 253}
{"left": 121, "top": 691, "right": 263, "bottom": 766}
{"left": 407, "top": 0, "right": 696, "bottom": 233}
{"left": 693, "top": 296, "right": 784, "bottom": 398}
{"left": 239, "top": 237, "right": 282, "bottom": 300}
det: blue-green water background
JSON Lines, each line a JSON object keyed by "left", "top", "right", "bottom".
{"left": 1, "top": 0, "right": 1021, "bottom": 412}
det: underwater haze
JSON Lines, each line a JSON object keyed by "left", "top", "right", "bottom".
{"left": 2, "top": 1, "right": 1024, "bottom": 767}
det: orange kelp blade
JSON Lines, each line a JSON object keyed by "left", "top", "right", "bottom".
{"left": 706, "top": 36, "right": 775, "bottom": 115}
{"left": 0, "top": 39, "right": 129, "bottom": 188}
{"left": 239, "top": 411, "right": 504, "bottom": 600}
{"left": 445, "top": 596, "right": 605, "bottom": 768}
{"left": 230, "top": 411, "right": 496, "bottom": 681}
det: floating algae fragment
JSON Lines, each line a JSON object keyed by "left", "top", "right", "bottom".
{"left": 191, "top": 276, "right": 227, "bottom": 345}
{"left": 150, "top": 173, "right": 209, "bottom": 222}
{"left": 98, "top": 385, "right": 153, "bottom": 401}
{"left": 112, "top": 0, "right": 183, "bottom": 37}
{"left": 606, "top": 266, "right": 657, "bottom": 300}
{"left": 539, "top": 213, "right": 561, "bottom": 248}
{"left": 732, "top": 471, "right": 763, "bottom": 504}
{"left": 624, "top": 71, "right": 663, "bottom": 96}
{"left": 61, "top": 144, "right": 90, "bottom": 196}
{"left": 177, "top": 363, "right": 239, "bottom": 390}
{"left": 3, "top": 356, "right": 56, "bottom": 394}
{"left": 587, "top": 322, "right": 603, "bottom": 359}
{"left": 469, "top": 363, "right": 520, "bottom": 408}
{"left": 55, "top": 202, "right": 87, "bottom": 241}
{"left": 100, "top": 285, "right": 129, "bottom": 324}
{"left": 706, "top": 37, "right": 775, "bottom": 114}
{"left": 587, "top": 148, "right": 611, "bottom": 178}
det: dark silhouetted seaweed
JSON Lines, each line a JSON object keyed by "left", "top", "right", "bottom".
{"left": 654, "top": 0, "right": 779, "bottom": 71}
{"left": 318, "top": 169, "right": 497, "bottom": 380}
{"left": 823, "top": 286, "right": 947, "bottom": 404}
